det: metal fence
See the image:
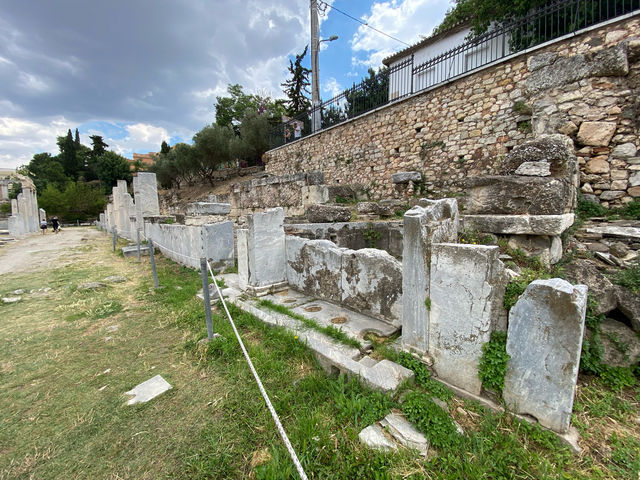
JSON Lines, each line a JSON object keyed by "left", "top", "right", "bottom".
{"left": 269, "top": 0, "right": 639, "bottom": 150}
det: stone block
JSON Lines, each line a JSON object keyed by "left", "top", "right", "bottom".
{"left": 186, "top": 202, "right": 232, "bottom": 215}
{"left": 503, "top": 278, "right": 587, "bottom": 433}
{"left": 202, "top": 221, "right": 234, "bottom": 270}
{"left": 341, "top": 248, "right": 402, "bottom": 326}
{"left": 244, "top": 208, "right": 287, "bottom": 288}
{"left": 237, "top": 229, "right": 249, "bottom": 290}
{"left": 402, "top": 199, "right": 459, "bottom": 353}
{"left": 301, "top": 185, "right": 329, "bottom": 205}
{"left": 465, "top": 176, "right": 573, "bottom": 215}
{"left": 429, "top": 244, "right": 507, "bottom": 395}
{"left": 306, "top": 204, "right": 352, "bottom": 223}
{"left": 359, "top": 425, "right": 396, "bottom": 451}
{"left": 600, "top": 190, "right": 625, "bottom": 201}
{"left": 577, "top": 122, "right": 617, "bottom": 147}
{"left": 584, "top": 158, "right": 610, "bottom": 174}
{"left": 591, "top": 42, "right": 629, "bottom": 76}
{"left": 124, "top": 375, "right": 172, "bottom": 405}
{"left": 500, "top": 135, "right": 575, "bottom": 178}
{"left": 356, "top": 202, "right": 380, "bottom": 214}
{"left": 287, "top": 239, "right": 343, "bottom": 302}
{"left": 611, "top": 142, "right": 637, "bottom": 158}
{"left": 461, "top": 214, "right": 574, "bottom": 235}
{"left": 392, "top": 171, "right": 422, "bottom": 184}
{"left": 380, "top": 412, "right": 429, "bottom": 455}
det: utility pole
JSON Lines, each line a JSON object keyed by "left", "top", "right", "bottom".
{"left": 310, "top": 0, "right": 321, "bottom": 133}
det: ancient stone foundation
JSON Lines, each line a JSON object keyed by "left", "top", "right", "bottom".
{"left": 8, "top": 187, "right": 40, "bottom": 236}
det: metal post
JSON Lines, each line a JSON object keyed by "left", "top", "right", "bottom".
{"left": 310, "top": 0, "right": 321, "bottom": 133}
{"left": 136, "top": 228, "right": 141, "bottom": 262}
{"left": 113, "top": 228, "right": 117, "bottom": 252}
{"left": 200, "top": 257, "right": 214, "bottom": 340}
{"left": 149, "top": 239, "right": 159, "bottom": 288}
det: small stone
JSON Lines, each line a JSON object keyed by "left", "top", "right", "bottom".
{"left": 358, "top": 425, "right": 397, "bottom": 451}
{"left": 577, "top": 122, "right": 617, "bottom": 147}
{"left": 584, "top": 158, "right": 610, "bottom": 174}
{"left": 611, "top": 142, "right": 637, "bottom": 158}
{"left": 594, "top": 251, "right": 616, "bottom": 266}
{"left": 103, "top": 276, "right": 127, "bottom": 283}
{"left": 392, "top": 171, "right": 422, "bottom": 184}
{"left": 124, "top": 375, "right": 172, "bottom": 405}
{"left": 77, "top": 282, "right": 107, "bottom": 290}
{"left": 1, "top": 297, "right": 21, "bottom": 303}
{"left": 12, "top": 289, "right": 24, "bottom": 295}
{"left": 599, "top": 190, "right": 625, "bottom": 201}
{"left": 514, "top": 161, "right": 551, "bottom": 176}
{"left": 610, "top": 242, "right": 629, "bottom": 258}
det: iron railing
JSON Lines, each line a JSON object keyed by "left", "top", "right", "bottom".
{"left": 269, "top": 0, "right": 639, "bottom": 149}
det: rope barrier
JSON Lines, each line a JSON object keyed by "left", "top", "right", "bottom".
{"left": 206, "top": 260, "right": 309, "bottom": 480}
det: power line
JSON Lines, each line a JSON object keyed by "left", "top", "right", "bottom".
{"left": 318, "top": 0, "right": 412, "bottom": 47}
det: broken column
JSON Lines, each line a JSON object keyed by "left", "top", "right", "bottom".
{"left": 429, "top": 244, "right": 507, "bottom": 395}
{"left": 503, "top": 278, "right": 587, "bottom": 433}
{"left": 401, "top": 198, "right": 459, "bottom": 353}
{"left": 238, "top": 207, "right": 287, "bottom": 295}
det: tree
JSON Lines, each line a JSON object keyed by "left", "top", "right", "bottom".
{"left": 96, "top": 151, "right": 132, "bottom": 191}
{"left": 192, "top": 124, "right": 234, "bottom": 183}
{"left": 344, "top": 67, "right": 389, "bottom": 118}
{"left": 215, "top": 84, "right": 286, "bottom": 133}
{"left": 160, "top": 140, "right": 171, "bottom": 154}
{"left": 57, "top": 129, "right": 80, "bottom": 180}
{"left": 74, "top": 128, "right": 81, "bottom": 146}
{"left": 234, "top": 109, "right": 270, "bottom": 165}
{"left": 89, "top": 135, "right": 108, "bottom": 157}
{"left": 281, "top": 46, "right": 311, "bottom": 117}
{"left": 19, "top": 152, "right": 69, "bottom": 192}
{"left": 39, "top": 182, "right": 106, "bottom": 222}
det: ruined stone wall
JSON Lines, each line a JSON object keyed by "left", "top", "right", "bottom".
{"left": 264, "top": 16, "right": 640, "bottom": 206}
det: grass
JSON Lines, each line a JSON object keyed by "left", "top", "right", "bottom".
{"left": 1, "top": 228, "right": 640, "bottom": 479}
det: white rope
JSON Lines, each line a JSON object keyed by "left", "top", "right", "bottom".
{"left": 145, "top": 237, "right": 200, "bottom": 263}
{"left": 206, "top": 260, "right": 309, "bottom": 480}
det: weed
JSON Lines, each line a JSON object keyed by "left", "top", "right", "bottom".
{"left": 503, "top": 267, "right": 550, "bottom": 310}
{"left": 363, "top": 223, "right": 381, "bottom": 248}
{"left": 458, "top": 229, "right": 494, "bottom": 245}
{"left": 609, "top": 259, "right": 640, "bottom": 294}
{"left": 424, "top": 297, "right": 431, "bottom": 311}
{"left": 396, "top": 352, "right": 432, "bottom": 386}
{"left": 512, "top": 101, "right": 533, "bottom": 115}
{"left": 478, "top": 332, "right": 509, "bottom": 394}
{"left": 419, "top": 141, "right": 446, "bottom": 160}
{"left": 517, "top": 119, "right": 532, "bottom": 133}
{"left": 402, "top": 391, "right": 460, "bottom": 449}
{"left": 609, "top": 432, "right": 640, "bottom": 478}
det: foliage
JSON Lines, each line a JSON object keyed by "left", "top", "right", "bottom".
{"left": 38, "top": 182, "right": 106, "bottom": 222}
{"left": 0, "top": 202, "right": 10, "bottom": 213}
{"left": 402, "top": 391, "right": 460, "bottom": 449}
{"left": 192, "top": 124, "right": 234, "bottom": 183}
{"left": 89, "top": 135, "right": 108, "bottom": 157}
{"left": 503, "top": 267, "right": 550, "bottom": 310}
{"left": 396, "top": 352, "right": 432, "bottom": 385}
{"left": 458, "top": 229, "right": 494, "bottom": 245}
{"left": 478, "top": 331, "right": 510, "bottom": 393}
{"left": 363, "top": 223, "right": 381, "bottom": 248}
{"left": 160, "top": 140, "right": 171, "bottom": 154}
{"left": 234, "top": 109, "right": 271, "bottom": 165}
{"left": 19, "top": 153, "right": 69, "bottom": 192}
{"left": 8, "top": 181, "right": 22, "bottom": 200}
{"left": 215, "top": 84, "right": 285, "bottom": 133}
{"left": 57, "top": 129, "right": 82, "bottom": 180}
{"left": 344, "top": 67, "right": 389, "bottom": 118}
{"left": 281, "top": 45, "right": 311, "bottom": 117}
{"left": 512, "top": 100, "right": 532, "bottom": 115}
{"left": 610, "top": 260, "right": 640, "bottom": 294}
{"left": 96, "top": 151, "right": 132, "bottom": 191}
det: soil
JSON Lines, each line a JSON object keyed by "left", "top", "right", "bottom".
{"left": 0, "top": 227, "right": 103, "bottom": 275}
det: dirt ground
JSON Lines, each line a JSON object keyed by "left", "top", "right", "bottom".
{"left": 0, "top": 227, "right": 104, "bottom": 276}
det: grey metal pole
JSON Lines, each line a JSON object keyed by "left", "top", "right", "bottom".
{"left": 136, "top": 228, "right": 141, "bottom": 262}
{"left": 149, "top": 239, "right": 159, "bottom": 288}
{"left": 200, "top": 257, "right": 214, "bottom": 340}
{"left": 113, "top": 228, "right": 117, "bottom": 252}
{"left": 310, "top": 0, "right": 320, "bottom": 133}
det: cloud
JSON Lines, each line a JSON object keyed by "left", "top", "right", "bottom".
{"left": 350, "top": 0, "right": 450, "bottom": 67}
{"left": 322, "top": 77, "right": 343, "bottom": 99}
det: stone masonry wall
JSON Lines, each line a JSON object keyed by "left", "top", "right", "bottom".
{"left": 264, "top": 16, "right": 640, "bottom": 206}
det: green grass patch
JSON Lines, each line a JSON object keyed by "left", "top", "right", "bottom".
{"left": 478, "top": 331, "right": 509, "bottom": 394}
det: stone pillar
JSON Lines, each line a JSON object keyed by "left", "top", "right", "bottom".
{"left": 133, "top": 173, "right": 160, "bottom": 234}
{"left": 39, "top": 208, "right": 46, "bottom": 222}
{"left": 429, "top": 243, "right": 506, "bottom": 395}
{"left": 237, "top": 207, "right": 287, "bottom": 295}
{"left": 503, "top": 278, "right": 587, "bottom": 433}
{"left": 401, "top": 199, "right": 458, "bottom": 353}
{"left": 106, "top": 204, "right": 114, "bottom": 233}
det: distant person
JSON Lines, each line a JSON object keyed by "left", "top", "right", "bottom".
{"left": 40, "top": 218, "right": 47, "bottom": 235}
{"left": 51, "top": 216, "right": 60, "bottom": 233}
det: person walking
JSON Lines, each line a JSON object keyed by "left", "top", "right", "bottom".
{"left": 51, "top": 216, "right": 60, "bottom": 233}
{"left": 40, "top": 218, "right": 47, "bottom": 235}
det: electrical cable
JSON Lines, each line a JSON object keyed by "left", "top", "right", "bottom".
{"left": 318, "top": 0, "right": 412, "bottom": 47}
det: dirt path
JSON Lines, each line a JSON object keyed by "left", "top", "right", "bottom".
{"left": 0, "top": 227, "right": 104, "bottom": 276}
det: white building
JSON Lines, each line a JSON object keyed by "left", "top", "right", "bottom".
{"left": 383, "top": 23, "right": 510, "bottom": 99}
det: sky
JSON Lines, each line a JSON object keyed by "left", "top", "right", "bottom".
{"left": 0, "top": 0, "right": 452, "bottom": 169}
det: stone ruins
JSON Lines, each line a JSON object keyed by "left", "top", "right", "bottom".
{"left": 8, "top": 187, "right": 41, "bottom": 237}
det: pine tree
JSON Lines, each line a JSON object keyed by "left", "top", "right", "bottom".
{"left": 160, "top": 140, "right": 171, "bottom": 154}
{"left": 281, "top": 45, "right": 311, "bottom": 117}
{"left": 74, "top": 128, "right": 81, "bottom": 145}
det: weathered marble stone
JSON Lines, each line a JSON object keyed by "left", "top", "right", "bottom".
{"left": 461, "top": 214, "right": 574, "bottom": 235}
{"left": 341, "top": 248, "right": 402, "bottom": 326}
{"left": 615, "top": 285, "right": 640, "bottom": 332}
{"left": 429, "top": 244, "right": 506, "bottom": 395}
{"left": 243, "top": 208, "right": 287, "bottom": 289}
{"left": 514, "top": 161, "right": 551, "bottom": 176}
{"left": 402, "top": 199, "right": 458, "bottom": 353}
{"left": 133, "top": 173, "right": 160, "bottom": 228}
{"left": 598, "top": 318, "right": 640, "bottom": 367}
{"left": 186, "top": 202, "right": 232, "bottom": 215}
{"left": 563, "top": 259, "right": 616, "bottom": 315}
{"left": 600, "top": 190, "right": 625, "bottom": 201}
{"left": 465, "top": 176, "right": 573, "bottom": 215}
{"left": 202, "top": 221, "right": 235, "bottom": 270}
{"left": 306, "top": 204, "right": 352, "bottom": 223}
{"left": 359, "top": 425, "right": 396, "bottom": 451}
{"left": 503, "top": 279, "right": 588, "bottom": 433}
{"left": 500, "top": 135, "right": 575, "bottom": 177}
{"left": 629, "top": 172, "right": 640, "bottom": 187}
{"left": 124, "top": 375, "right": 172, "bottom": 405}
{"left": 392, "top": 171, "right": 422, "bottom": 184}
{"left": 356, "top": 202, "right": 380, "bottom": 214}
{"left": 287, "top": 239, "right": 344, "bottom": 303}
{"left": 78, "top": 282, "right": 107, "bottom": 290}
{"left": 380, "top": 412, "right": 429, "bottom": 455}
{"left": 577, "top": 122, "right": 617, "bottom": 147}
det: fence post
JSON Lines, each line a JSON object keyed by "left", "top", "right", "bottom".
{"left": 200, "top": 257, "right": 214, "bottom": 340}
{"left": 149, "top": 239, "right": 159, "bottom": 288}
{"left": 410, "top": 54, "right": 414, "bottom": 95}
{"left": 136, "top": 228, "right": 141, "bottom": 262}
{"left": 113, "top": 228, "right": 117, "bottom": 252}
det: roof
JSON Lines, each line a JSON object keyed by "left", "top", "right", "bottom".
{"left": 382, "top": 21, "right": 470, "bottom": 66}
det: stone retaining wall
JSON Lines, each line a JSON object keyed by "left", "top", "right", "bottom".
{"left": 264, "top": 16, "right": 640, "bottom": 206}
